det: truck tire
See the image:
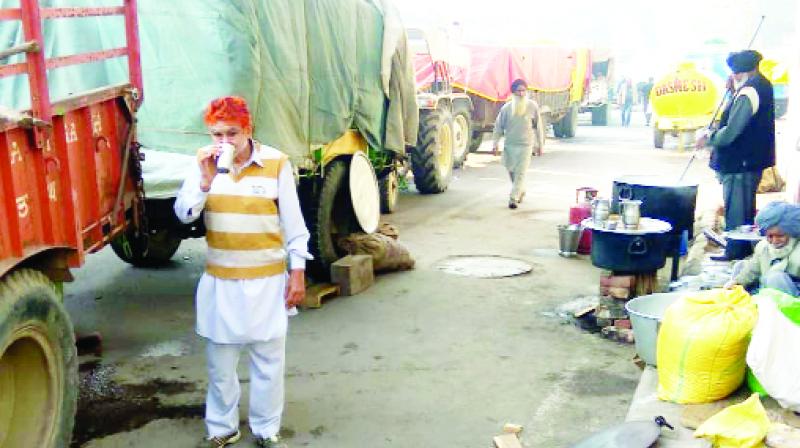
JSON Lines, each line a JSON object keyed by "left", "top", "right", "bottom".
{"left": 557, "top": 104, "right": 578, "bottom": 138}
{"left": 303, "top": 160, "right": 360, "bottom": 280}
{"left": 111, "top": 229, "right": 182, "bottom": 267}
{"left": 591, "top": 104, "right": 608, "bottom": 126}
{"left": 468, "top": 131, "right": 483, "bottom": 152}
{"left": 452, "top": 106, "right": 471, "bottom": 168}
{"left": 0, "top": 269, "right": 77, "bottom": 448}
{"left": 379, "top": 170, "right": 399, "bottom": 214}
{"left": 654, "top": 128, "right": 666, "bottom": 149}
{"left": 411, "top": 109, "right": 454, "bottom": 194}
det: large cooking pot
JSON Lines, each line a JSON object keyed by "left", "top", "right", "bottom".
{"left": 611, "top": 175, "right": 698, "bottom": 238}
{"left": 584, "top": 218, "right": 672, "bottom": 273}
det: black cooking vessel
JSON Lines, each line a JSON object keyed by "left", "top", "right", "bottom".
{"left": 611, "top": 176, "right": 698, "bottom": 239}
{"left": 590, "top": 227, "right": 672, "bottom": 273}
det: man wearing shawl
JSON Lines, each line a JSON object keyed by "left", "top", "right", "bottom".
{"left": 492, "top": 79, "right": 544, "bottom": 209}
{"left": 726, "top": 202, "right": 800, "bottom": 295}
{"left": 696, "top": 49, "right": 776, "bottom": 260}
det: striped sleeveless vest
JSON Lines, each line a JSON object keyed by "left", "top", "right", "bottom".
{"left": 204, "top": 144, "right": 289, "bottom": 279}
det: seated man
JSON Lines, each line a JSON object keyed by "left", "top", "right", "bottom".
{"left": 726, "top": 201, "right": 800, "bottom": 295}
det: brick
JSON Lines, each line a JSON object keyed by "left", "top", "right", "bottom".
{"left": 600, "top": 274, "right": 636, "bottom": 288}
{"left": 616, "top": 328, "right": 635, "bottom": 344}
{"left": 614, "top": 319, "right": 632, "bottom": 329}
{"left": 330, "top": 255, "right": 374, "bottom": 296}
{"left": 602, "top": 286, "right": 631, "bottom": 300}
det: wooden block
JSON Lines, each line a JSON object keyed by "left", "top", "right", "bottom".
{"left": 330, "top": 255, "right": 374, "bottom": 296}
{"left": 574, "top": 306, "right": 596, "bottom": 318}
{"left": 502, "top": 423, "right": 523, "bottom": 434}
{"left": 493, "top": 433, "right": 523, "bottom": 448}
{"left": 633, "top": 272, "right": 659, "bottom": 297}
{"left": 300, "top": 283, "right": 340, "bottom": 309}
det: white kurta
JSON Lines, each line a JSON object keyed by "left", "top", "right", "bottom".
{"left": 174, "top": 144, "right": 311, "bottom": 344}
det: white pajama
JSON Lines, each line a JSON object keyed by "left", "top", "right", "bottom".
{"left": 205, "top": 338, "right": 286, "bottom": 438}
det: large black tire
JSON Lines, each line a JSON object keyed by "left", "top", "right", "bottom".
{"left": 591, "top": 104, "right": 608, "bottom": 126}
{"left": 111, "top": 228, "right": 182, "bottom": 267}
{"left": 411, "top": 109, "right": 454, "bottom": 194}
{"left": 0, "top": 269, "right": 77, "bottom": 448}
{"left": 654, "top": 128, "right": 666, "bottom": 149}
{"left": 452, "top": 106, "right": 471, "bottom": 168}
{"left": 555, "top": 104, "right": 578, "bottom": 138}
{"left": 468, "top": 130, "right": 483, "bottom": 152}
{"left": 302, "top": 160, "right": 360, "bottom": 280}
{"left": 379, "top": 170, "right": 399, "bottom": 214}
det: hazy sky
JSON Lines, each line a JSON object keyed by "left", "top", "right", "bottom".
{"left": 393, "top": 0, "right": 797, "bottom": 81}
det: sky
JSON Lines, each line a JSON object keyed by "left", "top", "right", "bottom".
{"left": 392, "top": 0, "right": 797, "bottom": 82}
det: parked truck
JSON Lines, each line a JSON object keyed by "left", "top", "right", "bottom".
{"left": 0, "top": 1, "right": 143, "bottom": 446}
{"left": 455, "top": 44, "right": 589, "bottom": 150}
{"left": 111, "top": 0, "right": 418, "bottom": 280}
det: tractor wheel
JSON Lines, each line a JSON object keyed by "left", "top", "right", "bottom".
{"left": 411, "top": 108, "right": 454, "bottom": 194}
{"left": 452, "top": 106, "right": 471, "bottom": 168}
{"left": 302, "top": 160, "right": 360, "bottom": 280}
{"left": 468, "top": 131, "right": 483, "bottom": 152}
{"left": 591, "top": 104, "right": 608, "bottom": 126}
{"left": 379, "top": 170, "right": 399, "bottom": 214}
{"left": 654, "top": 128, "right": 666, "bottom": 149}
{"left": 111, "top": 228, "right": 182, "bottom": 267}
{"left": 0, "top": 269, "right": 77, "bottom": 448}
{"left": 556, "top": 104, "right": 578, "bottom": 138}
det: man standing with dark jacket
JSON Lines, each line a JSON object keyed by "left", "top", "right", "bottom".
{"left": 696, "top": 50, "right": 776, "bottom": 260}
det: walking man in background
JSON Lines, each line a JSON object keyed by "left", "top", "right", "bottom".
{"left": 492, "top": 78, "right": 543, "bottom": 209}
{"left": 696, "top": 50, "right": 775, "bottom": 261}
{"left": 175, "top": 96, "right": 311, "bottom": 447}
{"left": 618, "top": 78, "right": 634, "bottom": 127}
{"left": 641, "top": 77, "right": 654, "bottom": 126}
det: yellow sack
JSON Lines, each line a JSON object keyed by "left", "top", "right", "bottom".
{"left": 694, "top": 393, "right": 770, "bottom": 447}
{"left": 657, "top": 286, "right": 758, "bottom": 403}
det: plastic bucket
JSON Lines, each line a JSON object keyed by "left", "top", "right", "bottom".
{"left": 558, "top": 224, "right": 581, "bottom": 256}
{"left": 624, "top": 292, "right": 683, "bottom": 366}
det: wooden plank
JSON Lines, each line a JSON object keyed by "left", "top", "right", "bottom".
{"left": 301, "top": 283, "right": 340, "bottom": 309}
{"left": 493, "top": 433, "right": 523, "bottom": 448}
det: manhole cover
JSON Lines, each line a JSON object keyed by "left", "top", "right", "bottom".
{"left": 435, "top": 256, "right": 533, "bottom": 278}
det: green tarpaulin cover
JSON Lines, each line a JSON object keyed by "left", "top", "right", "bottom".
{"left": 0, "top": 0, "right": 417, "bottom": 166}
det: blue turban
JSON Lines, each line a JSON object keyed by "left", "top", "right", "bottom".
{"left": 755, "top": 201, "right": 800, "bottom": 237}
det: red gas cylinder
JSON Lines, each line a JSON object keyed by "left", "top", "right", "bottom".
{"left": 569, "top": 187, "right": 597, "bottom": 254}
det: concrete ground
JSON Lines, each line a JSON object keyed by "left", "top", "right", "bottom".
{"left": 65, "top": 112, "right": 759, "bottom": 447}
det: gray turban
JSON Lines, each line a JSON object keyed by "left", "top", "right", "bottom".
{"left": 755, "top": 201, "right": 800, "bottom": 237}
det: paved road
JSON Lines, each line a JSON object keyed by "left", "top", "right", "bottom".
{"left": 67, "top": 118, "right": 721, "bottom": 447}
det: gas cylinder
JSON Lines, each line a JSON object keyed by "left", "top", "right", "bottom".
{"left": 569, "top": 187, "right": 597, "bottom": 254}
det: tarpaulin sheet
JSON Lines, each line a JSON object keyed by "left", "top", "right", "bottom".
{"left": 413, "top": 53, "right": 468, "bottom": 89}
{"left": 0, "top": 0, "right": 417, "bottom": 165}
{"left": 453, "top": 45, "right": 576, "bottom": 102}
